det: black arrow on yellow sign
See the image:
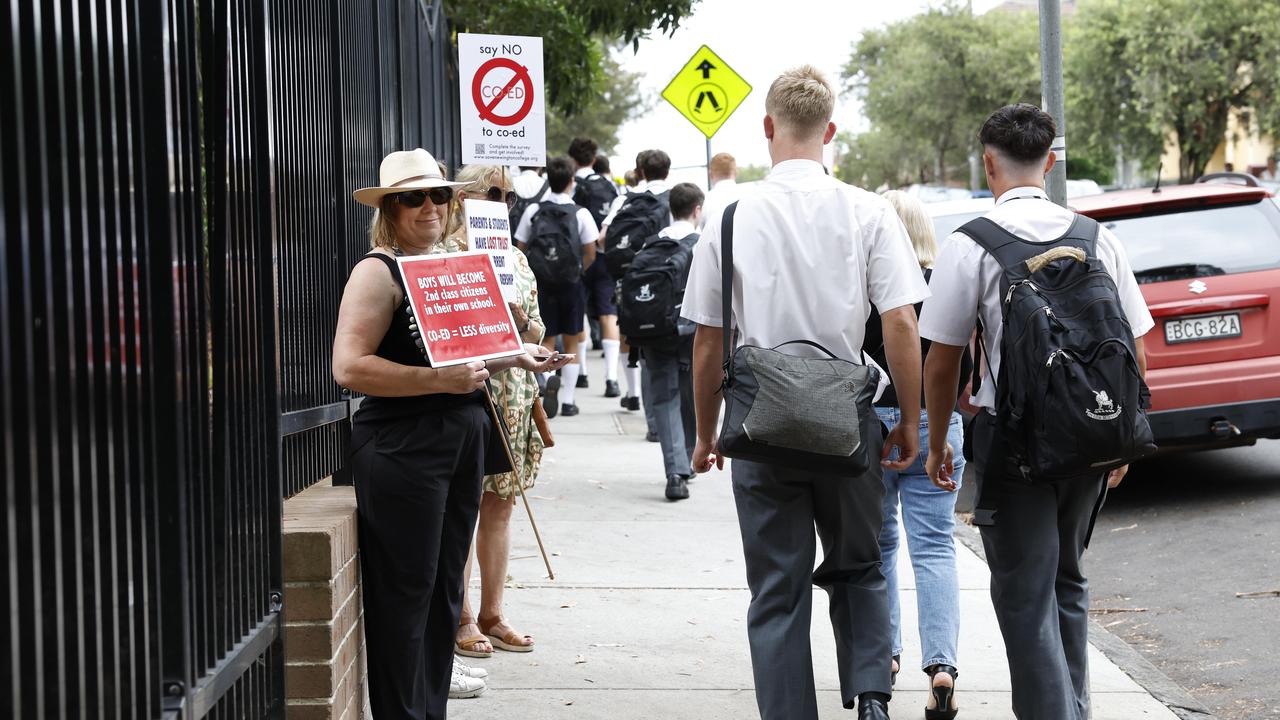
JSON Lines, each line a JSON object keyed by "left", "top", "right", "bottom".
{"left": 696, "top": 59, "right": 716, "bottom": 79}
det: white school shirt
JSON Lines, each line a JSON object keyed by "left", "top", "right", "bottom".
{"left": 602, "top": 179, "right": 670, "bottom": 228}
{"left": 698, "top": 178, "right": 741, "bottom": 229}
{"left": 512, "top": 169, "right": 551, "bottom": 201}
{"left": 513, "top": 192, "right": 599, "bottom": 247}
{"left": 658, "top": 219, "right": 697, "bottom": 242}
{"left": 681, "top": 159, "right": 930, "bottom": 366}
{"left": 918, "top": 186, "right": 1155, "bottom": 411}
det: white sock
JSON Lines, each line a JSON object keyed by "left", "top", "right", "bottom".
{"left": 578, "top": 347, "right": 588, "bottom": 375}
{"left": 560, "top": 365, "right": 579, "bottom": 405}
{"left": 602, "top": 339, "right": 621, "bottom": 382}
{"left": 624, "top": 365, "right": 641, "bottom": 398}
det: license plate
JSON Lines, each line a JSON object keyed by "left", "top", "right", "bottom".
{"left": 1164, "top": 312, "right": 1243, "bottom": 344}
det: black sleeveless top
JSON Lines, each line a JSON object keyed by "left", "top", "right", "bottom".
{"left": 351, "top": 253, "right": 485, "bottom": 425}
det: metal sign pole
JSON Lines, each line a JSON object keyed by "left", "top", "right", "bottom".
{"left": 1039, "top": 0, "right": 1067, "bottom": 206}
{"left": 706, "top": 138, "right": 713, "bottom": 190}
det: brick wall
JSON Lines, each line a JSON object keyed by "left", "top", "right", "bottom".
{"left": 283, "top": 480, "right": 367, "bottom": 720}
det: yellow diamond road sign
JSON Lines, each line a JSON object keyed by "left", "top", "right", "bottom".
{"left": 661, "top": 45, "right": 751, "bottom": 140}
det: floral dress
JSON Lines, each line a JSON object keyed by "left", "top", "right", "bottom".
{"left": 432, "top": 230, "right": 545, "bottom": 498}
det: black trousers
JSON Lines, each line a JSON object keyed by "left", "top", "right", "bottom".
{"left": 352, "top": 404, "right": 489, "bottom": 720}
{"left": 729, "top": 409, "right": 892, "bottom": 719}
{"left": 973, "top": 412, "right": 1107, "bottom": 720}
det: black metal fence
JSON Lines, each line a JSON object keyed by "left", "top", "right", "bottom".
{"left": 2, "top": 0, "right": 459, "bottom": 716}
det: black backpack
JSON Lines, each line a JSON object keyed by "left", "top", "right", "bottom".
{"left": 573, "top": 173, "right": 618, "bottom": 229}
{"left": 960, "top": 215, "right": 1156, "bottom": 483}
{"left": 524, "top": 203, "right": 582, "bottom": 290}
{"left": 510, "top": 177, "right": 549, "bottom": 234}
{"left": 618, "top": 232, "right": 698, "bottom": 345}
{"left": 603, "top": 191, "right": 670, "bottom": 280}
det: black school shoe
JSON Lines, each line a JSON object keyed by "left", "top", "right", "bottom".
{"left": 620, "top": 395, "right": 641, "bottom": 412}
{"left": 576, "top": 374, "right": 589, "bottom": 389}
{"left": 604, "top": 379, "right": 620, "bottom": 398}
{"left": 560, "top": 403, "right": 580, "bottom": 417}
{"left": 543, "top": 376, "right": 560, "bottom": 418}
{"left": 665, "top": 474, "right": 689, "bottom": 500}
{"left": 858, "top": 695, "right": 890, "bottom": 720}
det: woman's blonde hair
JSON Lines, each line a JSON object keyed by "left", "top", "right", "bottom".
{"left": 367, "top": 196, "right": 401, "bottom": 250}
{"left": 445, "top": 164, "right": 512, "bottom": 239}
{"left": 881, "top": 190, "right": 938, "bottom": 268}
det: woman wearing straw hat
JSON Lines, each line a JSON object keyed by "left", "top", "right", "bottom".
{"left": 333, "top": 148, "right": 571, "bottom": 720}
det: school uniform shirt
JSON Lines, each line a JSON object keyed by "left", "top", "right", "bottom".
{"left": 681, "top": 159, "right": 930, "bottom": 367}
{"left": 918, "top": 185, "right": 1155, "bottom": 411}
{"left": 512, "top": 169, "right": 551, "bottom": 201}
{"left": 602, "top": 179, "right": 671, "bottom": 229}
{"left": 698, "top": 178, "right": 742, "bottom": 229}
{"left": 513, "top": 191, "right": 600, "bottom": 248}
{"left": 659, "top": 219, "right": 697, "bottom": 243}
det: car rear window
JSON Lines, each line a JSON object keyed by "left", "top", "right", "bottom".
{"left": 1102, "top": 200, "right": 1280, "bottom": 283}
{"left": 933, "top": 212, "right": 986, "bottom": 244}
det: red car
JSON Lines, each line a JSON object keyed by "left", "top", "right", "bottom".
{"left": 1072, "top": 181, "right": 1280, "bottom": 450}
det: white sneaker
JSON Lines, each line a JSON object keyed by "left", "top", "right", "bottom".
{"left": 453, "top": 657, "right": 489, "bottom": 680}
{"left": 449, "top": 670, "right": 486, "bottom": 699}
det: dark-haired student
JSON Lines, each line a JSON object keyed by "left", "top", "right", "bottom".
{"left": 919, "top": 104, "right": 1153, "bottom": 720}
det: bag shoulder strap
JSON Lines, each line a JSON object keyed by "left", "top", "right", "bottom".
{"left": 721, "top": 202, "right": 739, "bottom": 366}
{"left": 958, "top": 214, "right": 1100, "bottom": 276}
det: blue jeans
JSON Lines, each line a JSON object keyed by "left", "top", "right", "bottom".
{"left": 875, "top": 407, "right": 965, "bottom": 671}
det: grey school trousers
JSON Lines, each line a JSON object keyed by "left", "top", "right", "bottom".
{"left": 973, "top": 412, "right": 1108, "bottom": 720}
{"left": 640, "top": 338, "right": 696, "bottom": 477}
{"left": 730, "top": 409, "right": 893, "bottom": 719}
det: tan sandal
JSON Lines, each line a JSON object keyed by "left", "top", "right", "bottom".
{"left": 479, "top": 615, "right": 534, "bottom": 653}
{"left": 456, "top": 615, "right": 494, "bottom": 659}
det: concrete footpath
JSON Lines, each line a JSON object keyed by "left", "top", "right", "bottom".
{"left": 449, "top": 384, "right": 1185, "bottom": 719}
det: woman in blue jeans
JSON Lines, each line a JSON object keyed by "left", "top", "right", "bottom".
{"left": 866, "top": 190, "right": 971, "bottom": 720}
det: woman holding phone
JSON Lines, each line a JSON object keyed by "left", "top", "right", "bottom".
{"left": 332, "top": 149, "right": 570, "bottom": 720}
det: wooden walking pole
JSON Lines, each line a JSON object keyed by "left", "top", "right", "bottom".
{"left": 484, "top": 380, "right": 555, "bottom": 580}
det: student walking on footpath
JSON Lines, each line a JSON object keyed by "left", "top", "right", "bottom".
{"left": 864, "top": 190, "right": 971, "bottom": 720}
{"left": 682, "top": 66, "right": 931, "bottom": 720}
{"left": 920, "top": 104, "right": 1155, "bottom": 720}
{"left": 618, "top": 182, "right": 704, "bottom": 501}
{"left": 332, "top": 149, "right": 570, "bottom": 720}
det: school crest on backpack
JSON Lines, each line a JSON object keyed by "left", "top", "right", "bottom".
{"left": 525, "top": 203, "right": 582, "bottom": 290}
{"left": 604, "top": 191, "right": 670, "bottom": 279}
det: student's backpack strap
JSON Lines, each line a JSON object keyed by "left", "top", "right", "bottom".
{"left": 720, "top": 202, "right": 739, "bottom": 368}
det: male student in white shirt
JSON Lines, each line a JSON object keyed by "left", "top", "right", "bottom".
{"left": 698, "top": 152, "right": 741, "bottom": 229}
{"left": 682, "top": 65, "right": 930, "bottom": 720}
{"left": 919, "top": 104, "right": 1154, "bottom": 720}
{"left": 514, "top": 156, "right": 599, "bottom": 417}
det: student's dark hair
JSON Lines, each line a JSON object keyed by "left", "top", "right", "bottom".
{"left": 567, "top": 137, "right": 598, "bottom": 167}
{"left": 641, "top": 149, "right": 671, "bottom": 181}
{"left": 979, "top": 104, "right": 1056, "bottom": 165}
{"left": 592, "top": 154, "right": 611, "bottom": 175}
{"left": 669, "top": 182, "right": 704, "bottom": 220}
{"left": 546, "top": 156, "right": 575, "bottom": 194}
{"left": 634, "top": 150, "right": 651, "bottom": 180}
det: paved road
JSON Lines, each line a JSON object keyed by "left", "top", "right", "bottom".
{"left": 1088, "top": 439, "right": 1280, "bottom": 719}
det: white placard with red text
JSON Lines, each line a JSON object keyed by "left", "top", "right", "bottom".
{"left": 395, "top": 251, "right": 524, "bottom": 367}
{"left": 458, "top": 33, "right": 546, "bottom": 166}
{"left": 463, "top": 198, "right": 517, "bottom": 303}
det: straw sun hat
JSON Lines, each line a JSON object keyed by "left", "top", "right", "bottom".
{"left": 352, "top": 148, "right": 465, "bottom": 208}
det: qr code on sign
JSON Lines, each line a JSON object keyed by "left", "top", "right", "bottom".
{"left": 474, "top": 143, "right": 486, "bottom": 155}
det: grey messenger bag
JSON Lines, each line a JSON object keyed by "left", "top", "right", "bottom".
{"left": 716, "top": 201, "right": 881, "bottom": 475}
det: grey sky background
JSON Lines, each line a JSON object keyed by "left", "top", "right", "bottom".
{"left": 610, "top": 0, "right": 1005, "bottom": 185}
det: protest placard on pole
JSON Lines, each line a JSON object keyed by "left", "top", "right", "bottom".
{"left": 458, "top": 33, "right": 546, "bottom": 166}
{"left": 463, "top": 198, "right": 517, "bottom": 303}
{"left": 395, "top": 251, "right": 524, "bottom": 367}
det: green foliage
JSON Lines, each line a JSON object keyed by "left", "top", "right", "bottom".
{"left": 446, "top": 0, "right": 698, "bottom": 115}
{"left": 547, "top": 46, "right": 649, "bottom": 155}
{"left": 843, "top": 2, "right": 1041, "bottom": 188}
{"left": 1068, "top": 0, "right": 1280, "bottom": 182}
{"left": 1065, "top": 152, "right": 1114, "bottom": 186}
{"left": 736, "top": 164, "right": 770, "bottom": 183}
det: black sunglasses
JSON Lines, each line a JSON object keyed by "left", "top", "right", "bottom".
{"left": 485, "top": 186, "right": 518, "bottom": 208}
{"left": 394, "top": 187, "right": 453, "bottom": 208}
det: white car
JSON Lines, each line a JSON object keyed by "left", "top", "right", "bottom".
{"left": 926, "top": 197, "right": 995, "bottom": 242}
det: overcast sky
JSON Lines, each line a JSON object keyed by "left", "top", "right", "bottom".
{"left": 610, "top": 0, "right": 1005, "bottom": 186}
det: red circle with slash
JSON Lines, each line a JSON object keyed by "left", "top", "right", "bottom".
{"left": 472, "top": 58, "right": 535, "bottom": 127}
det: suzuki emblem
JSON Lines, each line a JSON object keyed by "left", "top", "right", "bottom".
{"left": 1189, "top": 280, "right": 1207, "bottom": 294}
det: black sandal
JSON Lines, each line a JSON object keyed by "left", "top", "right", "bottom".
{"left": 924, "top": 664, "right": 959, "bottom": 720}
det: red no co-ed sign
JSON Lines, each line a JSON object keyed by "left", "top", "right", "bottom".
{"left": 395, "top": 251, "right": 524, "bottom": 368}
{"left": 472, "top": 57, "right": 534, "bottom": 126}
